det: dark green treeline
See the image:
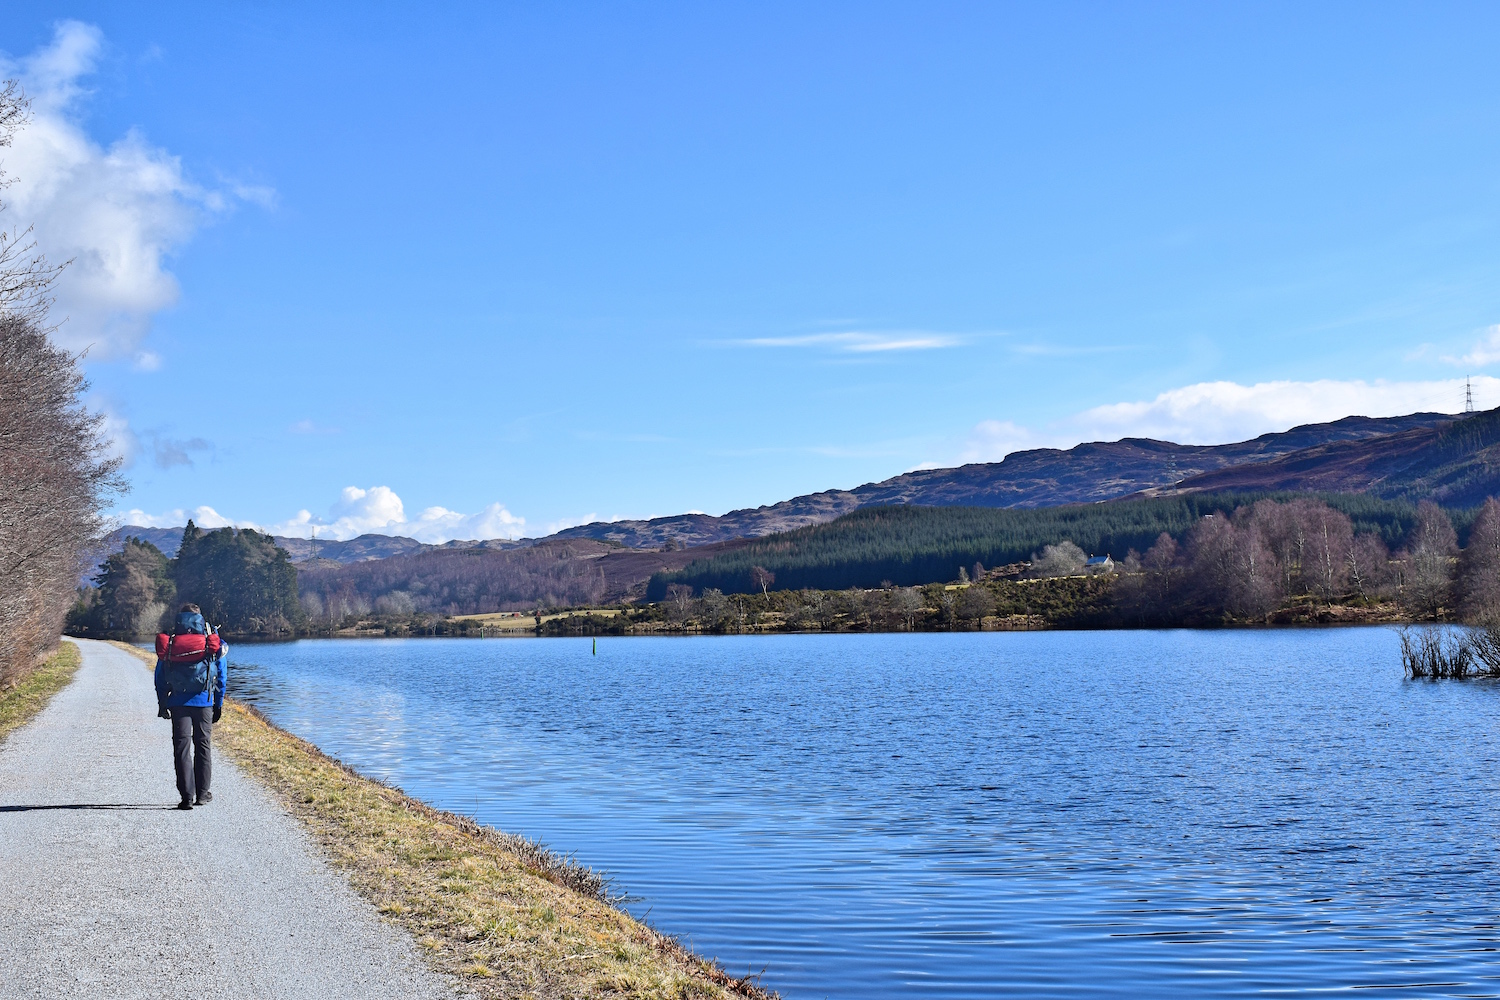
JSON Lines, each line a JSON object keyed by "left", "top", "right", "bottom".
{"left": 647, "top": 492, "right": 1467, "bottom": 599}
{"left": 68, "top": 520, "right": 299, "bottom": 637}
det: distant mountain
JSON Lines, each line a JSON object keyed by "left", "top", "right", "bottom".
{"left": 87, "top": 408, "right": 1479, "bottom": 591}
{"left": 1163, "top": 407, "right": 1500, "bottom": 506}
{"left": 92, "top": 526, "right": 186, "bottom": 559}
{"left": 552, "top": 412, "right": 1456, "bottom": 548}
{"left": 83, "top": 525, "right": 526, "bottom": 585}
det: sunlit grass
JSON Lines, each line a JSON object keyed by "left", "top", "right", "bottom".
{"left": 107, "top": 640, "right": 774, "bottom": 999}
{"left": 0, "top": 641, "right": 81, "bottom": 744}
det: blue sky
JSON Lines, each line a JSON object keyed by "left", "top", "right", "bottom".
{"left": 7, "top": 3, "right": 1500, "bottom": 541}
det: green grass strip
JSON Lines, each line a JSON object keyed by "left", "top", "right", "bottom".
{"left": 0, "top": 642, "right": 82, "bottom": 745}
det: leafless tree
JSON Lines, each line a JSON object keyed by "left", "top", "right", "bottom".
{"left": 1345, "top": 531, "right": 1391, "bottom": 600}
{"left": 1189, "top": 512, "right": 1283, "bottom": 618}
{"left": 892, "top": 587, "right": 924, "bottom": 630}
{"left": 0, "top": 83, "right": 63, "bottom": 325}
{"left": 0, "top": 81, "right": 119, "bottom": 683}
{"left": 1030, "top": 540, "right": 1086, "bottom": 578}
{"left": 750, "top": 565, "right": 774, "bottom": 596}
{"left": 839, "top": 587, "right": 866, "bottom": 625}
{"left": 1402, "top": 501, "right": 1458, "bottom": 619}
{"left": 1303, "top": 504, "right": 1353, "bottom": 605}
{"left": 700, "top": 588, "right": 731, "bottom": 631}
{"left": 1459, "top": 497, "right": 1500, "bottom": 622}
{"left": 1143, "top": 532, "right": 1179, "bottom": 605}
{"left": 957, "top": 584, "right": 995, "bottom": 622}
{"left": 666, "top": 583, "right": 695, "bottom": 622}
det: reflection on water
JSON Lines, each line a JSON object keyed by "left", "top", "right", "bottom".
{"left": 228, "top": 629, "right": 1500, "bottom": 998}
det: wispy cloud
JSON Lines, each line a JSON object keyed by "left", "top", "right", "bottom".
{"left": 734, "top": 331, "right": 963, "bottom": 353}
{"left": 1442, "top": 324, "right": 1500, "bottom": 367}
{"left": 148, "top": 434, "right": 212, "bottom": 470}
{"left": 289, "top": 418, "right": 341, "bottom": 435}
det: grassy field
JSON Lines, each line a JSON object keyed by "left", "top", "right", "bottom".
{"left": 0, "top": 642, "right": 82, "bottom": 745}
{"left": 107, "top": 641, "right": 770, "bottom": 1000}
{"left": 451, "top": 609, "right": 624, "bottom": 634}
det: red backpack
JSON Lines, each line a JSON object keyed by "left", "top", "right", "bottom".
{"left": 156, "top": 620, "right": 223, "bottom": 700}
{"left": 155, "top": 631, "right": 222, "bottom": 663}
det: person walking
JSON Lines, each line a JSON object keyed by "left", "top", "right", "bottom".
{"left": 153, "top": 603, "right": 228, "bottom": 810}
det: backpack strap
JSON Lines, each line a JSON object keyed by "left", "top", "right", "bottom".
{"left": 164, "top": 630, "right": 176, "bottom": 699}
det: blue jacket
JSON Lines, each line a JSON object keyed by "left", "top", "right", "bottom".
{"left": 154, "top": 642, "right": 227, "bottom": 709}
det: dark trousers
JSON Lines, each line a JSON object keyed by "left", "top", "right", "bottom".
{"left": 169, "top": 706, "right": 213, "bottom": 803}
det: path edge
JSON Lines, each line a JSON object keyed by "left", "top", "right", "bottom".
{"left": 0, "top": 641, "right": 82, "bottom": 746}
{"left": 101, "top": 639, "right": 778, "bottom": 1000}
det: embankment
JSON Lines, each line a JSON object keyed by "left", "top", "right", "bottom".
{"left": 0, "top": 642, "right": 81, "bottom": 744}
{"left": 107, "top": 641, "right": 773, "bottom": 999}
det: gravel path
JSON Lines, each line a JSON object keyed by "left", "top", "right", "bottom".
{"left": 0, "top": 639, "right": 462, "bottom": 999}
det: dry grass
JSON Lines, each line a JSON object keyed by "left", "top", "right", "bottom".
{"left": 0, "top": 641, "right": 81, "bottom": 744}
{"left": 105, "top": 641, "right": 774, "bottom": 1000}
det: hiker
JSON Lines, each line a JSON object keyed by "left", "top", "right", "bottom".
{"left": 154, "top": 603, "right": 228, "bottom": 810}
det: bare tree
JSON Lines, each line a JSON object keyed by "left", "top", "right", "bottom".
{"left": 1030, "top": 541, "right": 1086, "bottom": 578}
{"left": 1143, "top": 532, "right": 1179, "bottom": 606}
{"left": 1459, "top": 497, "right": 1500, "bottom": 622}
{"left": 1345, "top": 531, "right": 1390, "bottom": 601}
{"left": 700, "top": 588, "right": 731, "bottom": 631}
{"left": 1402, "top": 501, "right": 1458, "bottom": 619}
{"left": 839, "top": 587, "right": 866, "bottom": 625}
{"left": 0, "top": 83, "right": 63, "bottom": 324}
{"left": 0, "top": 81, "right": 119, "bottom": 682}
{"left": 957, "top": 585, "right": 995, "bottom": 623}
{"left": 665, "top": 583, "right": 695, "bottom": 623}
{"left": 1303, "top": 504, "right": 1353, "bottom": 605}
{"left": 1189, "top": 513, "right": 1283, "bottom": 618}
{"left": 750, "top": 565, "right": 774, "bottom": 596}
{"left": 892, "top": 587, "right": 924, "bottom": 631}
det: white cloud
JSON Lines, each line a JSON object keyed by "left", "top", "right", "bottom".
{"left": 957, "top": 420, "right": 1040, "bottom": 464}
{"left": 0, "top": 22, "right": 267, "bottom": 357}
{"left": 1075, "top": 378, "right": 1485, "bottom": 444}
{"left": 115, "top": 485, "right": 527, "bottom": 544}
{"left": 736, "top": 331, "right": 962, "bottom": 352}
{"left": 90, "top": 397, "right": 212, "bottom": 470}
{"left": 1445, "top": 325, "right": 1500, "bottom": 367}
{"left": 408, "top": 501, "right": 526, "bottom": 543}
{"left": 117, "top": 505, "right": 235, "bottom": 530}
{"left": 954, "top": 376, "right": 1492, "bottom": 464}
{"left": 544, "top": 513, "right": 600, "bottom": 533}
{"left": 93, "top": 399, "right": 138, "bottom": 467}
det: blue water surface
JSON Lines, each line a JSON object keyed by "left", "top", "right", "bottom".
{"left": 227, "top": 629, "right": 1500, "bottom": 998}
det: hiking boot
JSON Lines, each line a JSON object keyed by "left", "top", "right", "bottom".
{"left": 177, "top": 800, "right": 194, "bottom": 811}
{"left": 196, "top": 791, "right": 213, "bottom": 805}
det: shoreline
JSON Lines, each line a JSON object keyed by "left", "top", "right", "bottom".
{"left": 214, "top": 611, "right": 1423, "bottom": 644}
{"left": 106, "top": 641, "right": 776, "bottom": 999}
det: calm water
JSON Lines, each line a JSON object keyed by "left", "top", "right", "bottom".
{"left": 227, "top": 630, "right": 1500, "bottom": 998}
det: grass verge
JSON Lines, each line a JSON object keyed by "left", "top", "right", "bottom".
{"left": 0, "top": 642, "right": 82, "bottom": 745}
{"left": 105, "top": 640, "right": 774, "bottom": 1000}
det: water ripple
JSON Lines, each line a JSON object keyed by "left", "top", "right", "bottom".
{"left": 229, "top": 629, "right": 1500, "bottom": 998}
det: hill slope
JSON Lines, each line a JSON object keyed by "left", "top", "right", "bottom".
{"left": 644, "top": 492, "right": 1443, "bottom": 598}
{"left": 555, "top": 412, "right": 1454, "bottom": 547}
{"left": 1166, "top": 408, "right": 1500, "bottom": 506}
